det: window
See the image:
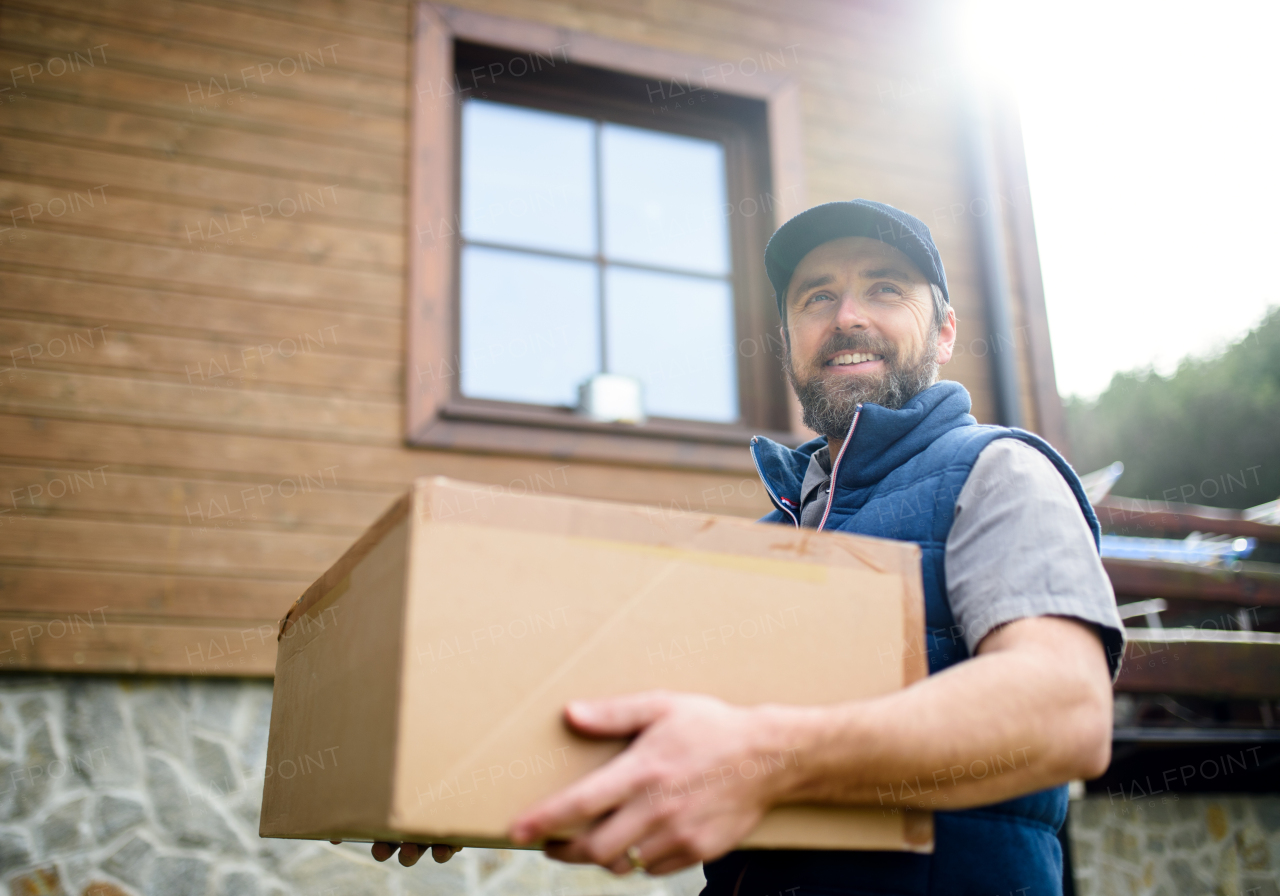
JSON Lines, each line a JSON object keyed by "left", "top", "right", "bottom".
{"left": 408, "top": 6, "right": 806, "bottom": 470}
{"left": 459, "top": 100, "right": 738, "bottom": 422}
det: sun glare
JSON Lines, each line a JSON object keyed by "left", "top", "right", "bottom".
{"left": 957, "top": 1, "right": 1280, "bottom": 398}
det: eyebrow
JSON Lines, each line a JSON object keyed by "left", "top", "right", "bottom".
{"left": 790, "top": 274, "right": 834, "bottom": 301}
{"left": 789, "top": 267, "right": 921, "bottom": 305}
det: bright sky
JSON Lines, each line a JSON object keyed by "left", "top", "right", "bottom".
{"left": 961, "top": 1, "right": 1280, "bottom": 399}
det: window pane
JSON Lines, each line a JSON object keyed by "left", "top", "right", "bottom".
{"left": 604, "top": 267, "right": 737, "bottom": 422}
{"left": 460, "top": 246, "right": 599, "bottom": 406}
{"left": 601, "top": 125, "right": 730, "bottom": 275}
{"left": 461, "top": 100, "right": 596, "bottom": 255}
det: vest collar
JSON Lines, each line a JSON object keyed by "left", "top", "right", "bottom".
{"left": 751, "top": 381, "right": 976, "bottom": 519}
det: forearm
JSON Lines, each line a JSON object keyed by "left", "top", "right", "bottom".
{"left": 757, "top": 618, "right": 1113, "bottom": 811}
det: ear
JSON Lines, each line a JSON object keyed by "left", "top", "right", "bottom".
{"left": 935, "top": 306, "right": 957, "bottom": 365}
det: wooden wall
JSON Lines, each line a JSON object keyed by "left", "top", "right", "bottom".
{"left": 0, "top": 0, "right": 1050, "bottom": 675}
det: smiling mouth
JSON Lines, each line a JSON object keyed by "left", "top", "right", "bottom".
{"left": 826, "top": 352, "right": 883, "bottom": 367}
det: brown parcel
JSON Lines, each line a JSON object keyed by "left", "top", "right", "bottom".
{"left": 260, "top": 476, "right": 931, "bottom": 852}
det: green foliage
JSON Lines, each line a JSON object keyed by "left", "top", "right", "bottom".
{"left": 1063, "top": 306, "right": 1280, "bottom": 510}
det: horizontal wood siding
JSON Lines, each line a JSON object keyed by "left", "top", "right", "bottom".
{"left": 0, "top": 0, "right": 1046, "bottom": 675}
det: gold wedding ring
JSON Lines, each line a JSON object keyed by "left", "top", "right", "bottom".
{"left": 626, "top": 845, "right": 645, "bottom": 872}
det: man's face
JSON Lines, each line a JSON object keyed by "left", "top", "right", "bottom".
{"left": 783, "top": 236, "right": 957, "bottom": 438}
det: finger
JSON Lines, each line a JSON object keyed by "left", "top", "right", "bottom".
{"left": 370, "top": 842, "right": 398, "bottom": 862}
{"left": 510, "top": 751, "right": 646, "bottom": 844}
{"left": 644, "top": 853, "right": 699, "bottom": 876}
{"left": 565, "top": 691, "right": 671, "bottom": 738}
{"left": 398, "top": 843, "right": 425, "bottom": 866}
{"left": 624, "top": 827, "right": 699, "bottom": 877}
{"left": 542, "top": 818, "right": 613, "bottom": 866}
{"left": 543, "top": 840, "right": 595, "bottom": 865}
{"left": 431, "top": 845, "right": 462, "bottom": 863}
{"left": 575, "top": 797, "right": 662, "bottom": 869}
{"left": 628, "top": 819, "right": 736, "bottom": 877}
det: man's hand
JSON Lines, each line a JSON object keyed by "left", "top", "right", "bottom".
{"left": 509, "top": 691, "right": 789, "bottom": 876}
{"left": 328, "top": 841, "right": 461, "bottom": 866}
{"left": 507, "top": 617, "right": 1111, "bottom": 877}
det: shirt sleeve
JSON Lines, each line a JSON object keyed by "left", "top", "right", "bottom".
{"left": 944, "top": 438, "right": 1127, "bottom": 680}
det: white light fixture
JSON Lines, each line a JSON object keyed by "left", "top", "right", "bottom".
{"left": 577, "top": 373, "right": 646, "bottom": 425}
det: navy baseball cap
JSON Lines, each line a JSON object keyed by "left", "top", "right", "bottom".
{"left": 764, "top": 199, "right": 949, "bottom": 321}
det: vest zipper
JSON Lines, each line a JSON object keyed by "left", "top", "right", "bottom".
{"left": 750, "top": 436, "right": 798, "bottom": 528}
{"left": 816, "top": 404, "right": 862, "bottom": 532}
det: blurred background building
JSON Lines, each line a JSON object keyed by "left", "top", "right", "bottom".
{"left": 0, "top": 1, "right": 1274, "bottom": 895}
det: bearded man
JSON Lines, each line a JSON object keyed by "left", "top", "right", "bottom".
{"left": 380, "top": 201, "right": 1127, "bottom": 896}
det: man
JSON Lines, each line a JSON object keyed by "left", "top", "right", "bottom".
{"left": 373, "top": 200, "right": 1125, "bottom": 894}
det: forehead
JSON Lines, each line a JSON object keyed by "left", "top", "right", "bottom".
{"left": 786, "top": 236, "right": 928, "bottom": 297}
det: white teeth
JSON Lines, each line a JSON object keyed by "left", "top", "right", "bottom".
{"left": 830, "top": 353, "right": 881, "bottom": 365}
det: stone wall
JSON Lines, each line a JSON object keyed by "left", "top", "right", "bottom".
{"left": 1069, "top": 794, "right": 1280, "bottom": 896}
{"left": 5, "top": 674, "right": 1279, "bottom": 896}
{"left": 0, "top": 676, "right": 705, "bottom": 896}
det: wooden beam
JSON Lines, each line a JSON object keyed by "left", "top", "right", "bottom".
{"left": 1115, "top": 629, "right": 1280, "bottom": 699}
{"left": 0, "top": 565, "right": 305, "bottom": 621}
{"left": 18, "top": 0, "right": 409, "bottom": 81}
{"left": 1096, "top": 496, "right": 1280, "bottom": 543}
{"left": 1105, "top": 557, "right": 1280, "bottom": 607}
{"left": 405, "top": 2, "right": 455, "bottom": 440}
{"left": 991, "top": 97, "right": 1068, "bottom": 453}
{"left": 0, "top": 613, "right": 276, "bottom": 676}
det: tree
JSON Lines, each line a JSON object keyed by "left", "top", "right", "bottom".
{"left": 1063, "top": 306, "right": 1280, "bottom": 510}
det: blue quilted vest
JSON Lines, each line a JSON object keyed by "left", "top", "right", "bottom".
{"left": 702, "top": 381, "right": 1100, "bottom": 896}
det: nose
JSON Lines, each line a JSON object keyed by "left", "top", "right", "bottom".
{"left": 833, "top": 294, "right": 869, "bottom": 331}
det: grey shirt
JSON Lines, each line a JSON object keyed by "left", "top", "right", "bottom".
{"left": 798, "top": 438, "right": 1125, "bottom": 677}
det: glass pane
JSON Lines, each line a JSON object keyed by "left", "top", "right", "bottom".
{"left": 461, "top": 100, "right": 596, "bottom": 255}
{"left": 604, "top": 267, "right": 737, "bottom": 422}
{"left": 601, "top": 124, "right": 730, "bottom": 275}
{"left": 460, "top": 246, "right": 599, "bottom": 406}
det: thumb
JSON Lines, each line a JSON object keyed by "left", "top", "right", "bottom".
{"left": 565, "top": 691, "right": 670, "bottom": 737}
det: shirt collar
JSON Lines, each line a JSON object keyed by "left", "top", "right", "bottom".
{"left": 800, "top": 445, "right": 832, "bottom": 505}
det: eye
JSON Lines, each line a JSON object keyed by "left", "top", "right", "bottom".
{"left": 875, "top": 283, "right": 902, "bottom": 295}
{"left": 806, "top": 291, "right": 835, "bottom": 306}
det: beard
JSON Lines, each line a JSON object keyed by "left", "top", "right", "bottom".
{"left": 784, "top": 329, "right": 940, "bottom": 439}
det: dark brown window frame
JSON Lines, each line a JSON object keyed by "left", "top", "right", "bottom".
{"left": 407, "top": 3, "right": 808, "bottom": 472}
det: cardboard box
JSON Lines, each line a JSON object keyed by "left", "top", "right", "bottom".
{"left": 260, "top": 477, "right": 931, "bottom": 852}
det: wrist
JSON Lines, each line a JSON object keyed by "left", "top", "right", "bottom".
{"left": 746, "top": 703, "right": 821, "bottom": 805}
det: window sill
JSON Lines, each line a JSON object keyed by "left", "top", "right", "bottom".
{"left": 407, "top": 398, "right": 797, "bottom": 473}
